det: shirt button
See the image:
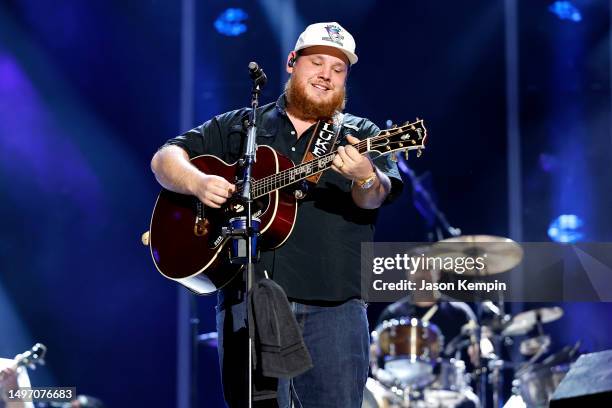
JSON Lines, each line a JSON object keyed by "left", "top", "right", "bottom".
{"left": 291, "top": 147, "right": 296, "bottom": 151}
{"left": 291, "top": 131, "right": 296, "bottom": 135}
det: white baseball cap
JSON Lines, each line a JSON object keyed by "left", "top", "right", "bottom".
{"left": 294, "top": 22, "right": 358, "bottom": 65}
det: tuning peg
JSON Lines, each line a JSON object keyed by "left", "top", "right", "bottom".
{"left": 403, "top": 121, "right": 411, "bottom": 126}
{"left": 390, "top": 152, "right": 398, "bottom": 162}
{"left": 417, "top": 149, "right": 423, "bottom": 158}
{"left": 392, "top": 123, "right": 398, "bottom": 129}
{"left": 404, "top": 150, "right": 409, "bottom": 161}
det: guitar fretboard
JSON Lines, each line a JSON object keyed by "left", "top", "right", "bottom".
{"left": 251, "top": 139, "right": 369, "bottom": 198}
{"left": 240, "top": 119, "right": 425, "bottom": 198}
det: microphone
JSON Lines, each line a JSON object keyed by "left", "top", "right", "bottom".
{"left": 248, "top": 61, "right": 267, "bottom": 85}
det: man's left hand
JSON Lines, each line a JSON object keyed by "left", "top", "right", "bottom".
{"left": 331, "top": 135, "right": 374, "bottom": 181}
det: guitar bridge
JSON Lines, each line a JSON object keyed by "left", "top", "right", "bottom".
{"left": 194, "top": 216, "right": 209, "bottom": 236}
{"left": 194, "top": 201, "right": 209, "bottom": 236}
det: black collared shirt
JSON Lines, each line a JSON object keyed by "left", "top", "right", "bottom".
{"left": 164, "top": 95, "right": 403, "bottom": 302}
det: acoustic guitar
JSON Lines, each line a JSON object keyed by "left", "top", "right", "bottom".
{"left": 147, "top": 120, "right": 427, "bottom": 294}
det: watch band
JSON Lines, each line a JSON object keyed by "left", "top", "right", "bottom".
{"left": 357, "top": 172, "right": 377, "bottom": 189}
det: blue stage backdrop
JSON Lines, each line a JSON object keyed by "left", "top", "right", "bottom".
{"left": 0, "top": 1, "right": 611, "bottom": 407}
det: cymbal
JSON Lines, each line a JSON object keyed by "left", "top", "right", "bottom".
{"left": 502, "top": 307, "right": 564, "bottom": 337}
{"left": 431, "top": 235, "right": 524, "bottom": 275}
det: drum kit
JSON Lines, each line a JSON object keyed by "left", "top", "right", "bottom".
{"left": 364, "top": 235, "right": 579, "bottom": 408}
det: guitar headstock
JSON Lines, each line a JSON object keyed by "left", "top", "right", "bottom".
{"left": 15, "top": 343, "right": 47, "bottom": 370}
{"left": 369, "top": 119, "right": 427, "bottom": 159}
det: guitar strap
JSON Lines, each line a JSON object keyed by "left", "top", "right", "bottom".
{"left": 300, "top": 112, "right": 345, "bottom": 184}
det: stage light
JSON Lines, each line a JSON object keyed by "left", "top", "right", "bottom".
{"left": 214, "top": 8, "right": 248, "bottom": 37}
{"left": 549, "top": 1, "right": 582, "bottom": 22}
{"left": 548, "top": 214, "right": 585, "bottom": 243}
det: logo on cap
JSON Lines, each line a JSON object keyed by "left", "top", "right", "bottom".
{"left": 323, "top": 24, "right": 344, "bottom": 46}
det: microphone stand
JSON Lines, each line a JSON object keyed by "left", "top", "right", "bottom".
{"left": 401, "top": 163, "right": 461, "bottom": 241}
{"left": 238, "top": 62, "right": 266, "bottom": 407}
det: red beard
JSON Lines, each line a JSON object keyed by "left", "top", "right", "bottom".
{"left": 285, "top": 77, "right": 346, "bottom": 121}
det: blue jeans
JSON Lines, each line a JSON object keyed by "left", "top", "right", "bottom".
{"left": 216, "top": 293, "right": 370, "bottom": 408}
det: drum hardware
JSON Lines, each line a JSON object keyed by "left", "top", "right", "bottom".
{"left": 520, "top": 335, "right": 551, "bottom": 356}
{"left": 541, "top": 341, "right": 580, "bottom": 366}
{"left": 513, "top": 361, "right": 571, "bottom": 407}
{"left": 487, "top": 358, "right": 519, "bottom": 408}
{"left": 516, "top": 342, "right": 550, "bottom": 380}
{"left": 445, "top": 320, "right": 496, "bottom": 360}
{"left": 504, "top": 306, "right": 564, "bottom": 405}
{"left": 481, "top": 301, "right": 513, "bottom": 334}
{"left": 511, "top": 338, "right": 580, "bottom": 407}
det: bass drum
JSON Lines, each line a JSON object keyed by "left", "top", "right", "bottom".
{"left": 373, "top": 318, "right": 443, "bottom": 388}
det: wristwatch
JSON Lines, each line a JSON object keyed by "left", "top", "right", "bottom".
{"left": 356, "top": 172, "right": 377, "bottom": 189}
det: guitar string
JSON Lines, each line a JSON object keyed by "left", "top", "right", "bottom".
{"left": 246, "top": 123, "right": 421, "bottom": 198}
{"left": 254, "top": 127, "right": 395, "bottom": 196}
{"left": 253, "top": 139, "right": 367, "bottom": 198}
{"left": 253, "top": 131, "right": 391, "bottom": 197}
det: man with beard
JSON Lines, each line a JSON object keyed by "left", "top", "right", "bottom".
{"left": 151, "top": 22, "right": 402, "bottom": 407}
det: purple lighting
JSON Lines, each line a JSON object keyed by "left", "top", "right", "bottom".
{"left": 539, "top": 152, "right": 559, "bottom": 172}
{"left": 0, "top": 51, "right": 104, "bottom": 210}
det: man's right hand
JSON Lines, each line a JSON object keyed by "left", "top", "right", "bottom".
{"left": 193, "top": 174, "right": 236, "bottom": 208}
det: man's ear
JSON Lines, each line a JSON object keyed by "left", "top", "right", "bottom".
{"left": 286, "top": 51, "right": 297, "bottom": 74}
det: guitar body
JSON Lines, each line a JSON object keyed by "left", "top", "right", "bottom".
{"left": 149, "top": 146, "right": 297, "bottom": 295}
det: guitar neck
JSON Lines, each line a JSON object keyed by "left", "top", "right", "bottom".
{"left": 251, "top": 139, "right": 370, "bottom": 199}
{"left": 250, "top": 119, "right": 426, "bottom": 198}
